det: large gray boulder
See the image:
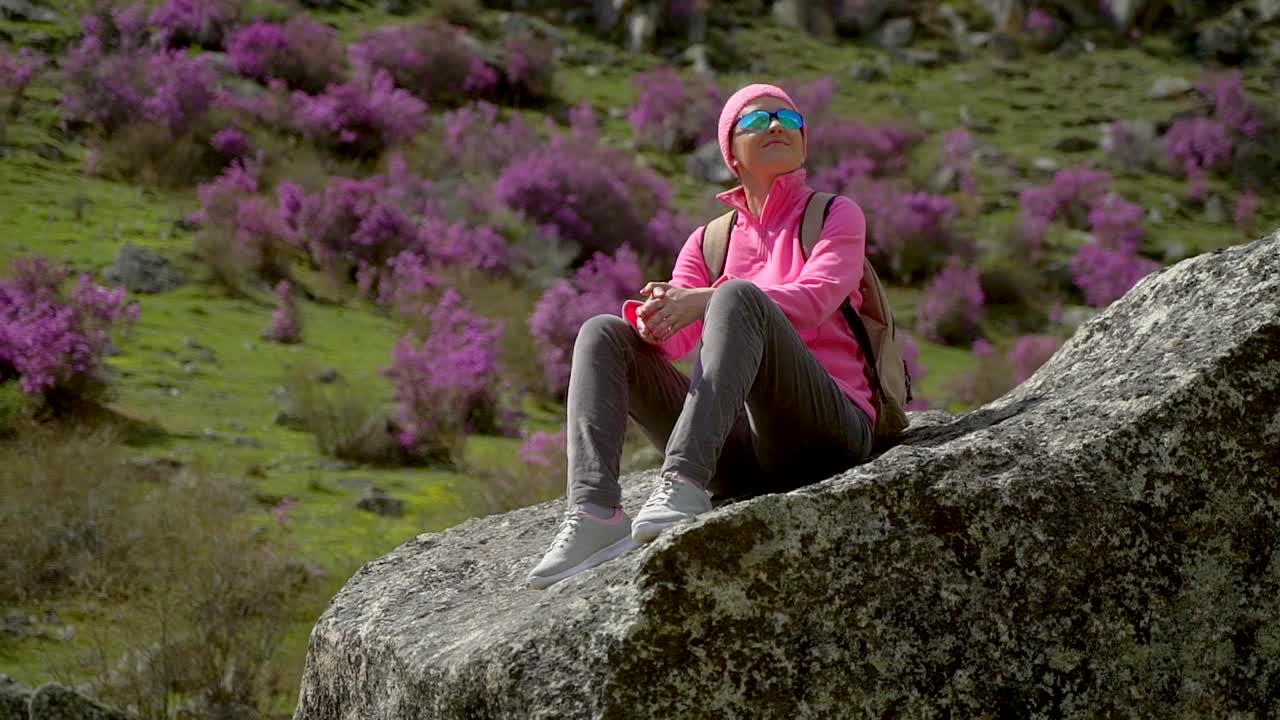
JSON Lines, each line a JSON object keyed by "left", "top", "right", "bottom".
{"left": 294, "top": 231, "right": 1280, "bottom": 718}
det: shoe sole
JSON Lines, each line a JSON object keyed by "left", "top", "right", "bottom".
{"left": 631, "top": 518, "right": 684, "bottom": 544}
{"left": 527, "top": 534, "right": 639, "bottom": 590}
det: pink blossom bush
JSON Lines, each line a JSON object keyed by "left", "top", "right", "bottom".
{"left": 61, "top": 10, "right": 217, "bottom": 136}
{"left": 1234, "top": 190, "right": 1259, "bottom": 235}
{"left": 1197, "top": 70, "right": 1261, "bottom": 138}
{"left": 0, "top": 256, "right": 139, "bottom": 403}
{"left": 520, "top": 427, "right": 567, "bottom": 467}
{"left": 291, "top": 70, "right": 427, "bottom": 157}
{"left": 149, "top": 0, "right": 241, "bottom": 49}
{"left": 210, "top": 126, "right": 252, "bottom": 159}
{"left": 226, "top": 17, "right": 346, "bottom": 94}
{"left": 1069, "top": 243, "right": 1160, "bottom": 308}
{"left": 940, "top": 127, "right": 977, "bottom": 197}
{"left": 501, "top": 30, "right": 555, "bottom": 103}
{"left": 1008, "top": 334, "right": 1064, "bottom": 385}
{"left": 0, "top": 47, "right": 45, "bottom": 117}
{"left": 915, "top": 257, "right": 985, "bottom": 346}
{"left": 192, "top": 158, "right": 297, "bottom": 287}
{"left": 349, "top": 20, "right": 477, "bottom": 106}
{"left": 264, "top": 280, "right": 302, "bottom": 344}
{"left": 528, "top": 245, "right": 644, "bottom": 398}
{"left": 1087, "top": 192, "right": 1144, "bottom": 251}
{"left": 385, "top": 289, "right": 504, "bottom": 463}
{"left": 625, "top": 66, "right": 721, "bottom": 152}
{"left": 1163, "top": 117, "right": 1232, "bottom": 200}
{"left": 855, "top": 182, "right": 970, "bottom": 284}
{"left": 806, "top": 120, "right": 920, "bottom": 183}
{"left": 1017, "top": 166, "right": 1113, "bottom": 252}
{"left": 495, "top": 132, "right": 687, "bottom": 260}
{"left": 440, "top": 102, "right": 539, "bottom": 176}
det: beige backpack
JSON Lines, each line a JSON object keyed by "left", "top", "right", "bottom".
{"left": 700, "top": 191, "right": 912, "bottom": 450}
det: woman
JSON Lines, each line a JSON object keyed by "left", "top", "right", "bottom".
{"left": 528, "top": 83, "right": 875, "bottom": 590}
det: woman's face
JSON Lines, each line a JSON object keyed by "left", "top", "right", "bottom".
{"left": 730, "top": 96, "right": 805, "bottom": 179}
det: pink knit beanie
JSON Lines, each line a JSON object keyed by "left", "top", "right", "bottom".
{"left": 717, "top": 83, "right": 806, "bottom": 176}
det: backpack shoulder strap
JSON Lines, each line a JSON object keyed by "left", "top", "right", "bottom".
{"left": 800, "top": 191, "right": 838, "bottom": 259}
{"left": 700, "top": 210, "right": 737, "bottom": 280}
{"left": 801, "top": 191, "right": 885, "bottom": 393}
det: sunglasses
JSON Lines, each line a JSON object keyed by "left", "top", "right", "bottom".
{"left": 735, "top": 108, "right": 805, "bottom": 133}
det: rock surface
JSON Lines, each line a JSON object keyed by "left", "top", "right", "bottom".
{"left": 294, "top": 231, "right": 1280, "bottom": 718}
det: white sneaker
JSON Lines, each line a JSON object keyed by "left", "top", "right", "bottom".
{"left": 527, "top": 507, "right": 637, "bottom": 590}
{"left": 631, "top": 474, "right": 712, "bottom": 544}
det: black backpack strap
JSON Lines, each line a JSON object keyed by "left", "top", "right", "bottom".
{"left": 700, "top": 210, "right": 737, "bottom": 280}
{"left": 799, "top": 191, "right": 883, "bottom": 395}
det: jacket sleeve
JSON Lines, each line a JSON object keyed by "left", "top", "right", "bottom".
{"left": 756, "top": 196, "right": 866, "bottom": 329}
{"left": 620, "top": 227, "right": 712, "bottom": 360}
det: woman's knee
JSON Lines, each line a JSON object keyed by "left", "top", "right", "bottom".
{"left": 575, "top": 313, "right": 633, "bottom": 347}
{"left": 708, "top": 279, "right": 768, "bottom": 317}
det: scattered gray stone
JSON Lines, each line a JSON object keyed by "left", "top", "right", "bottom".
{"left": 893, "top": 47, "right": 942, "bottom": 67}
{"left": 1031, "top": 156, "right": 1061, "bottom": 173}
{"left": 1195, "top": 6, "right": 1253, "bottom": 64}
{"left": 680, "top": 43, "right": 710, "bottom": 75}
{"left": 928, "top": 164, "right": 959, "bottom": 194}
{"left": 770, "top": 0, "right": 805, "bottom": 30}
{"left": 849, "top": 62, "right": 887, "bottom": 82}
{"left": 624, "top": 3, "right": 659, "bottom": 53}
{"left": 337, "top": 477, "right": 378, "bottom": 493}
{"left": 1204, "top": 193, "right": 1227, "bottom": 224}
{"left": 313, "top": 367, "right": 341, "bottom": 384}
{"left": 122, "top": 455, "right": 186, "bottom": 484}
{"left": 233, "top": 436, "right": 264, "bottom": 449}
{"left": 102, "top": 243, "right": 185, "bottom": 294}
{"left": 356, "top": 488, "right": 404, "bottom": 518}
{"left": 1162, "top": 239, "right": 1190, "bottom": 262}
{"left": 1054, "top": 136, "right": 1097, "bottom": 153}
{"left": 871, "top": 17, "right": 914, "bottom": 49}
{"left": 28, "top": 682, "right": 129, "bottom": 720}
{"left": 1257, "top": 0, "right": 1280, "bottom": 23}
{"left": 1148, "top": 76, "right": 1193, "bottom": 100}
{"left": 975, "top": 0, "right": 1022, "bottom": 30}
{"left": 0, "top": 675, "right": 31, "bottom": 720}
{"left": 1104, "top": 0, "right": 1149, "bottom": 31}
{"left": 294, "top": 232, "right": 1280, "bottom": 719}
{"left": 833, "top": 0, "right": 894, "bottom": 35}
{"left": 0, "top": 0, "right": 60, "bottom": 22}
{"left": 958, "top": 104, "right": 994, "bottom": 132}
{"left": 275, "top": 409, "right": 308, "bottom": 431}
{"left": 686, "top": 140, "right": 736, "bottom": 185}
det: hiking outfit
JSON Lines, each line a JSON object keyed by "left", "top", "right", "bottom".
{"left": 529, "top": 84, "right": 903, "bottom": 590}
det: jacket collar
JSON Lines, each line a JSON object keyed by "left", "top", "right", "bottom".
{"left": 715, "top": 167, "right": 811, "bottom": 228}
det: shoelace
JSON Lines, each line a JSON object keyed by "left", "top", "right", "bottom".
{"left": 643, "top": 477, "right": 680, "bottom": 509}
{"left": 548, "top": 510, "right": 585, "bottom": 551}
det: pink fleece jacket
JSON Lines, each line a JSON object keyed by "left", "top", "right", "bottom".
{"left": 622, "top": 168, "right": 877, "bottom": 426}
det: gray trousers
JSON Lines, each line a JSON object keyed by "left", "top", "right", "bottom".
{"left": 566, "top": 279, "right": 874, "bottom": 508}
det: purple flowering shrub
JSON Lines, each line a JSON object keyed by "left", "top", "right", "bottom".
{"left": 915, "top": 257, "right": 985, "bottom": 346}
{"left": 285, "top": 158, "right": 511, "bottom": 301}
{"left": 625, "top": 66, "right": 721, "bottom": 152}
{"left": 192, "top": 158, "right": 298, "bottom": 290}
{"left": 1234, "top": 190, "right": 1259, "bottom": 235}
{"left": 939, "top": 128, "right": 978, "bottom": 198}
{"left": 529, "top": 245, "right": 643, "bottom": 398}
{"left": 1008, "top": 334, "right": 1064, "bottom": 386}
{"left": 1017, "top": 166, "right": 1113, "bottom": 252}
{"left": 291, "top": 70, "right": 427, "bottom": 158}
{"left": 263, "top": 280, "right": 302, "bottom": 344}
{"left": 946, "top": 333, "right": 1063, "bottom": 408}
{"left": 210, "top": 126, "right": 252, "bottom": 160}
{"left": 495, "top": 129, "right": 688, "bottom": 261}
{"left": 0, "top": 47, "right": 45, "bottom": 119}
{"left": 1197, "top": 70, "right": 1261, "bottom": 138}
{"left": 1069, "top": 243, "right": 1159, "bottom": 308}
{"left": 1163, "top": 117, "right": 1232, "bottom": 200}
{"left": 349, "top": 20, "right": 475, "bottom": 106}
{"left": 501, "top": 30, "right": 556, "bottom": 103}
{"left": 149, "top": 0, "right": 241, "bottom": 49}
{"left": 851, "top": 179, "right": 971, "bottom": 284}
{"left": 385, "top": 289, "right": 505, "bottom": 464}
{"left": 807, "top": 120, "right": 921, "bottom": 187}
{"left": 0, "top": 256, "right": 139, "bottom": 405}
{"left": 438, "top": 102, "right": 539, "bottom": 176}
{"left": 226, "top": 17, "right": 346, "bottom": 94}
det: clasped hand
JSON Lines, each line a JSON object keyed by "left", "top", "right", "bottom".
{"left": 634, "top": 283, "right": 712, "bottom": 345}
